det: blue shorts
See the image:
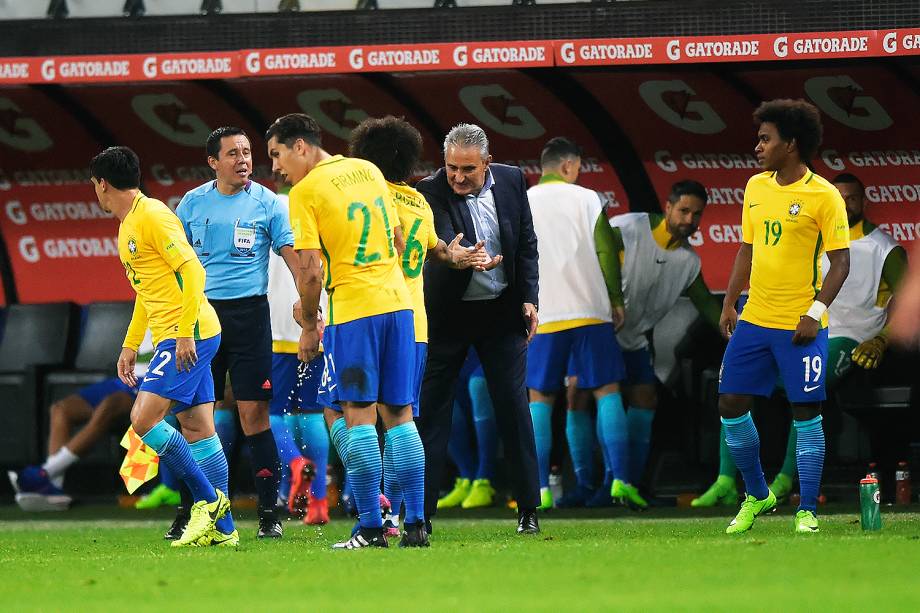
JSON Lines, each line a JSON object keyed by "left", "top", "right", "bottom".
{"left": 139, "top": 335, "right": 221, "bottom": 413}
{"left": 527, "top": 323, "right": 625, "bottom": 392}
{"left": 719, "top": 320, "right": 828, "bottom": 404}
{"left": 320, "top": 310, "right": 416, "bottom": 408}
{"left": 269, "top": 353, "right": 326, "bottom": 416}
{"left": 623, "top": 347, "right": 657, "bottom": 386}
{"left": 411, "top": 342, "right": 428, "bottom": 417}
{"left": 77, "top": 377, "right": 138, "bottom": 407}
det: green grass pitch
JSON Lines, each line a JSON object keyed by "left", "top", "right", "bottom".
{"left": 1, "top": 505, "right": 918, "bottom": 611}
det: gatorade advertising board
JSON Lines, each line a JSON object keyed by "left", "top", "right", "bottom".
{"left": 389, "top": 70, "right": 630, "bottom": 213}
{"left": 575, "top": 71, "right": 757, "bottom": 289}
{"left": 228, "top": 75, "right": 444, "bottom": 179}
{"left": 63, "top": 82, "right": 268, "bottom": 209}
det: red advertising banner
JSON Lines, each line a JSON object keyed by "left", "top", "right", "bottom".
{"left": 1, "top": 30, "right": 918, "bottom": 85}
{"left": 390, "top": 70, "right": 630, "bottom": 211}
{"left": 0, "top": 185, "right": 132, "bottom": 304}
{"left": 575, "top": 71, "right": 758, "bottom": 290}
{"left": 63, "top": 82, "right": 267, "bottom": 208}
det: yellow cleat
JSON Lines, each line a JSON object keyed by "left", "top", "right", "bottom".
{"left": 171, "top": 489, "right": 230, "bottom": 547}
{"left": 195, "top": 528, "right": 239, "bottom": 547}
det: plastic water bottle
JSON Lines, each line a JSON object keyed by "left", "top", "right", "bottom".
{"left": 859, "top": 475, "right": 882, "bottom": 531}
{"left": 549, "top": 465, "right": 563, "bottom": 502}
{"left": 895, "top": 461, "right": 911, "bottom": 506}
{"left": 867, "top": 462, "right": 881, "bottom": 504}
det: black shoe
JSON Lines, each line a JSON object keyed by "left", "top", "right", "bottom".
{"left": 164, "top": 507, "right": 189, "bottom": 540}
{"left": 332, "top": 526, "right": 388, "bottom": 549}
{"left": 257, "top": 509, "right": 283, "bottom": 539}
{"left": 517, "top": 508, "right": 540, "bottom": 535}
{"left": 425, "top": 519, "right": 433, "bottom": 535}
{"left": 399, "top": 520, "right": 431, "bottom": 548}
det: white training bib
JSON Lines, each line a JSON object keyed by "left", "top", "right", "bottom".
{"left": 611, "top": 212, "right": 701, "bottom": 351}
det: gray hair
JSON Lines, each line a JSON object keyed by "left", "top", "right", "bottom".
{"left": 443, "top": 123, "right": 489, "bottom": 159}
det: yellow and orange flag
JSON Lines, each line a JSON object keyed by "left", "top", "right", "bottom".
{"left": 118, "top": 426, "right": 159, "bottom": 494}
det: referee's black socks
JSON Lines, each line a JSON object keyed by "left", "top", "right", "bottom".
{"left": 247, "top": 428, "right": 281, "bottom": 515}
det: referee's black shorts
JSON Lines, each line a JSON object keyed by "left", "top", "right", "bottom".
{"left": 209, "top": 294, "right": 272, "bottom": 402}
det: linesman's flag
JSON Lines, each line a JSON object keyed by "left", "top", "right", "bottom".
{"left": 119, "top": 427, "right": 159, "bottom": 494}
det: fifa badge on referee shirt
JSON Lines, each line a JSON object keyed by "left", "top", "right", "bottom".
{"left": 233, "top": 219, "right": 256, "bottom": 258}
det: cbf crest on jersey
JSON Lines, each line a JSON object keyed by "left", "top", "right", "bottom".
{"left": 788, "top": 200, "right": 803, "bottom": 217}
{"left": 232, "top": 218, "right": 257, "bottom": 258}
{"left": 128, "top": 237, "right": 139, "bottom": 259}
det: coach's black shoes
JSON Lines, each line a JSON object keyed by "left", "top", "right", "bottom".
{"left": 332, "top": 526, "right": 389, "bottom": 550}
{"left": 399, "top": 520, "right": 431, "bottom": 548}
{"left": 164, "top": 506, "right": 189, "bottom": 540}
{"left": 257, "top": 508, "right": 283, "bottom": 539}
{"left": 517, "top": 509, "right": 540, "bottom": 535}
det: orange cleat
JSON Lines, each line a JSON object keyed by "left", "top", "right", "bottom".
{"left": 288, "top": 457, "right": 315, "bottom": 518}
{"left": 305, "top": 494, "right": 329, "bottom": 525}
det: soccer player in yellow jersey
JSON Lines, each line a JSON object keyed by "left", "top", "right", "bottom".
{"left": 718, "top": 100, "right": 850, "bottom": 535}
{"left": 89, "top": 146, "right": 234, "bottom": 547}
{"left": 348, "top": 116, "right": 496, "bottom": 537}
{"left": 266, "top": 113, "right": 426, "bottom": 548}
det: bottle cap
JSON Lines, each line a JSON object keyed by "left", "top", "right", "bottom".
{"left": 860, "top": 475, "right": 879, "bottom": 485}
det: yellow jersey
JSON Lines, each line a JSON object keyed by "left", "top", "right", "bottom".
{"left": 390, "top": 181, "right": 439, "bottom": 343}
{"left": 740, "top": 170, "right": 849, "bottom": 330}
{"left": 119, "top": 193, "right": 220, "bottom": 347}
{"left": 289, "top": 155, "right": 411, "bottom": 326}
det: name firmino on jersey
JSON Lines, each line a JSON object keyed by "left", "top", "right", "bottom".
{"left": 330, "top": 168, "right": 375, "bottom": 192}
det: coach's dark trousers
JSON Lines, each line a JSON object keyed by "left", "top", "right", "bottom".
{"left": 417, "top": 290, "right": 540, "bottom": 521}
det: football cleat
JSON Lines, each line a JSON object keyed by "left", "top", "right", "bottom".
{"left": 461, "top": 478, "right": 495, "bottom": 509}
{"left": 437, "top": 477, "right": 471, "bottom": 509}
{"left": 725, "top": 490, "right": 777, "bottom": 534}
{"left": 287, "top": 457, "right": 315, "bottom": 518}
{"left": 164, "top": 507, "right": 189, "bottom": 540}
{"left": 793, "top": 509, "right": 819, "bottom": 534}
{"left": 257, "top": 508, "right": 283, "bottom": 539}
{"left": 9, "top": 467, "right": 72, "bottom": 512}
{"left": 304, "top": 495, "right": 329, "bottom": 526}
{"left": 195, "top": 528, "right": 240, "bottom": 547}
{"left": 383, "top": 514, "right": 400, "bottom": 538}
{"left": 171, "top": 489, "right": 230, "bottom": 547}
{"left": 332, "top": 527, "right": 388, "bottom": 550}
{"left": 135, "top": 484, "right": 181, "bottom": 510}
{"left": 611, "top": 479, "right": 649, "bottom": 510}
{"left": 691, "top": 476, "right": 739, "bottom": 508}
{"left": 399, "top": 520, "right": 430, "bottom": 548}
{"left": 769, "top": 473, "right": 794, "bottom": 505}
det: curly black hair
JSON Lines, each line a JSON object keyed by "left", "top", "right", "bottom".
{"left": 753, "top": 99, "right": 823, "bottom": 162}
{"left": 348, "top": 116, "right": 422, "bottom": 183}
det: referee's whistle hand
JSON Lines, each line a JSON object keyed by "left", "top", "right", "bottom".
{"left": 175, "top": 337, "right": 197, "bottom": 372}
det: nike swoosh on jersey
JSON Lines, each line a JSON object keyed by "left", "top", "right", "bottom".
{"left": 749, "top": 203, "right": 762, "bottom": 208}
{"left": 803, "top": 384, "right": 820, "bottom": 392}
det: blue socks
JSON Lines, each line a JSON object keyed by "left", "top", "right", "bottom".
{"left": 722, "top": 413, "right": 769, "bottom": 500}
{"left": 269, "top": 415, "right": 302, "bottom": 504}
{"left": 140, "top": 420, "right": 216, "bottom": 504}
{"left": 447, "top": 399, "right": 476, "bottom": 480}
{"left": 565, "top": 409, "right": 595, "bottom": 488}
{"left": 383, "top": 434, "right": 402, "bottom": 517}
{"left": 794, "top": 415, "right": 825, "bottom": 513}
{"left": 387, "top": 422, "right": 426, "bottom": 524}
{"left": 214, "top": 409, "right": 237, "bottom": 461}
{"left": 346, "top": 424, "right": 383, "bottom": 529}
{"left": 298, "top": 413, "right": 329, "bottom": 499}
{"left": 596, "top": 393, "right": 628, "bottom": 483}
{"left": 468, "top": 375, "right": 497, "bottom": 480}
{"left": 190, "top": 434, "right": 234, "bottom": 534}
{"left": 529, "top": 401, "right": 552, "bottom": 488}
{"left": 627, "top": 407, "right": 655, "bottom": 484}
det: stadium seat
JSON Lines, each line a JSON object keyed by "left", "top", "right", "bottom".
{"left": 62, "top": 0, "right": 123, "bottom": 18}
{"left": 42, "top": 302, "right": 135, "bottom": 465}
{"left": 0, "top": 0, "right": 46, "bottom": 19}
{"left": 0, "top": 303, "right": 78, "bottom": 466}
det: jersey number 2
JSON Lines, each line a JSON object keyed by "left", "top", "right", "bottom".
{"left": 150, "top": 351, "right": 172, "bottom": 377}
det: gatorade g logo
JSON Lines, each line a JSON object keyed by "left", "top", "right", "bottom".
{"left": 296, "top": 89, "right": 368, "bottom": 141}
{"left": 0, "top": 98, "right": 53, "bottom": 152}
{"left": 349, "top": 48, "right": 364, "bottom": 70}
{"left": 142, "top": 57, "right": 158, "bottom": 79}
{"left": 804, "top": 76, "right": 893, "bottom": 131}
{"left": 873, "top": 490, "right": 881, "bottom": 504}
{"left": 40, "top": 59, "right": 56, "bottom": 81}
{"left": 20, "top": 236, "right": 39, "bottom": 263}
{"left": 453, "top": 45, "right": 468, "bottom": 67}
{"left": 130, "top": 93, "right": 212, "bottom": 147}
{"left": 6, "top": 200, "right": 27, "bottom": 225}
{"left": 245, "top": 51, "right": 261, "bottom": 74}
{"left": 559, "top": 43, "right": 576, "bottom": 64}
{"left": 458, "top": 84, "right": 544, "bottom": 140}
{"left": 638, "top": 80, "right": 726, "bottom": 135}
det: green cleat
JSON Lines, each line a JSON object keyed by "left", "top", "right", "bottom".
{"left": 611, "top": 479, "right": 648, "bottom": 509}
{"left": 135, "top": 484, "right": 180, "bottom": 510}
{"left": 195, "top": 528, "right": 239, "bottom": 547}
{"left": 691, "top": 475, "right": 739, "bottom": 508}
{"left": 171, "top": 489, "right": 230, "bottom": 547}
{"left": 461, "top": 478, "right": 495, "bottom": 509}
{"left": 769, "top": 473, "right": 794, "bottom": 504}
{"left": 437, "top": 478, "right": 471, "bottom": 509}
{"left": 537, "top": 487, "right": 554, "bottom": 511}
{"left": 725, "top": 490, "right": 777, "bottom": 534}
{"left": 793, "top": 509, "right": 819, "bottom": 534}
